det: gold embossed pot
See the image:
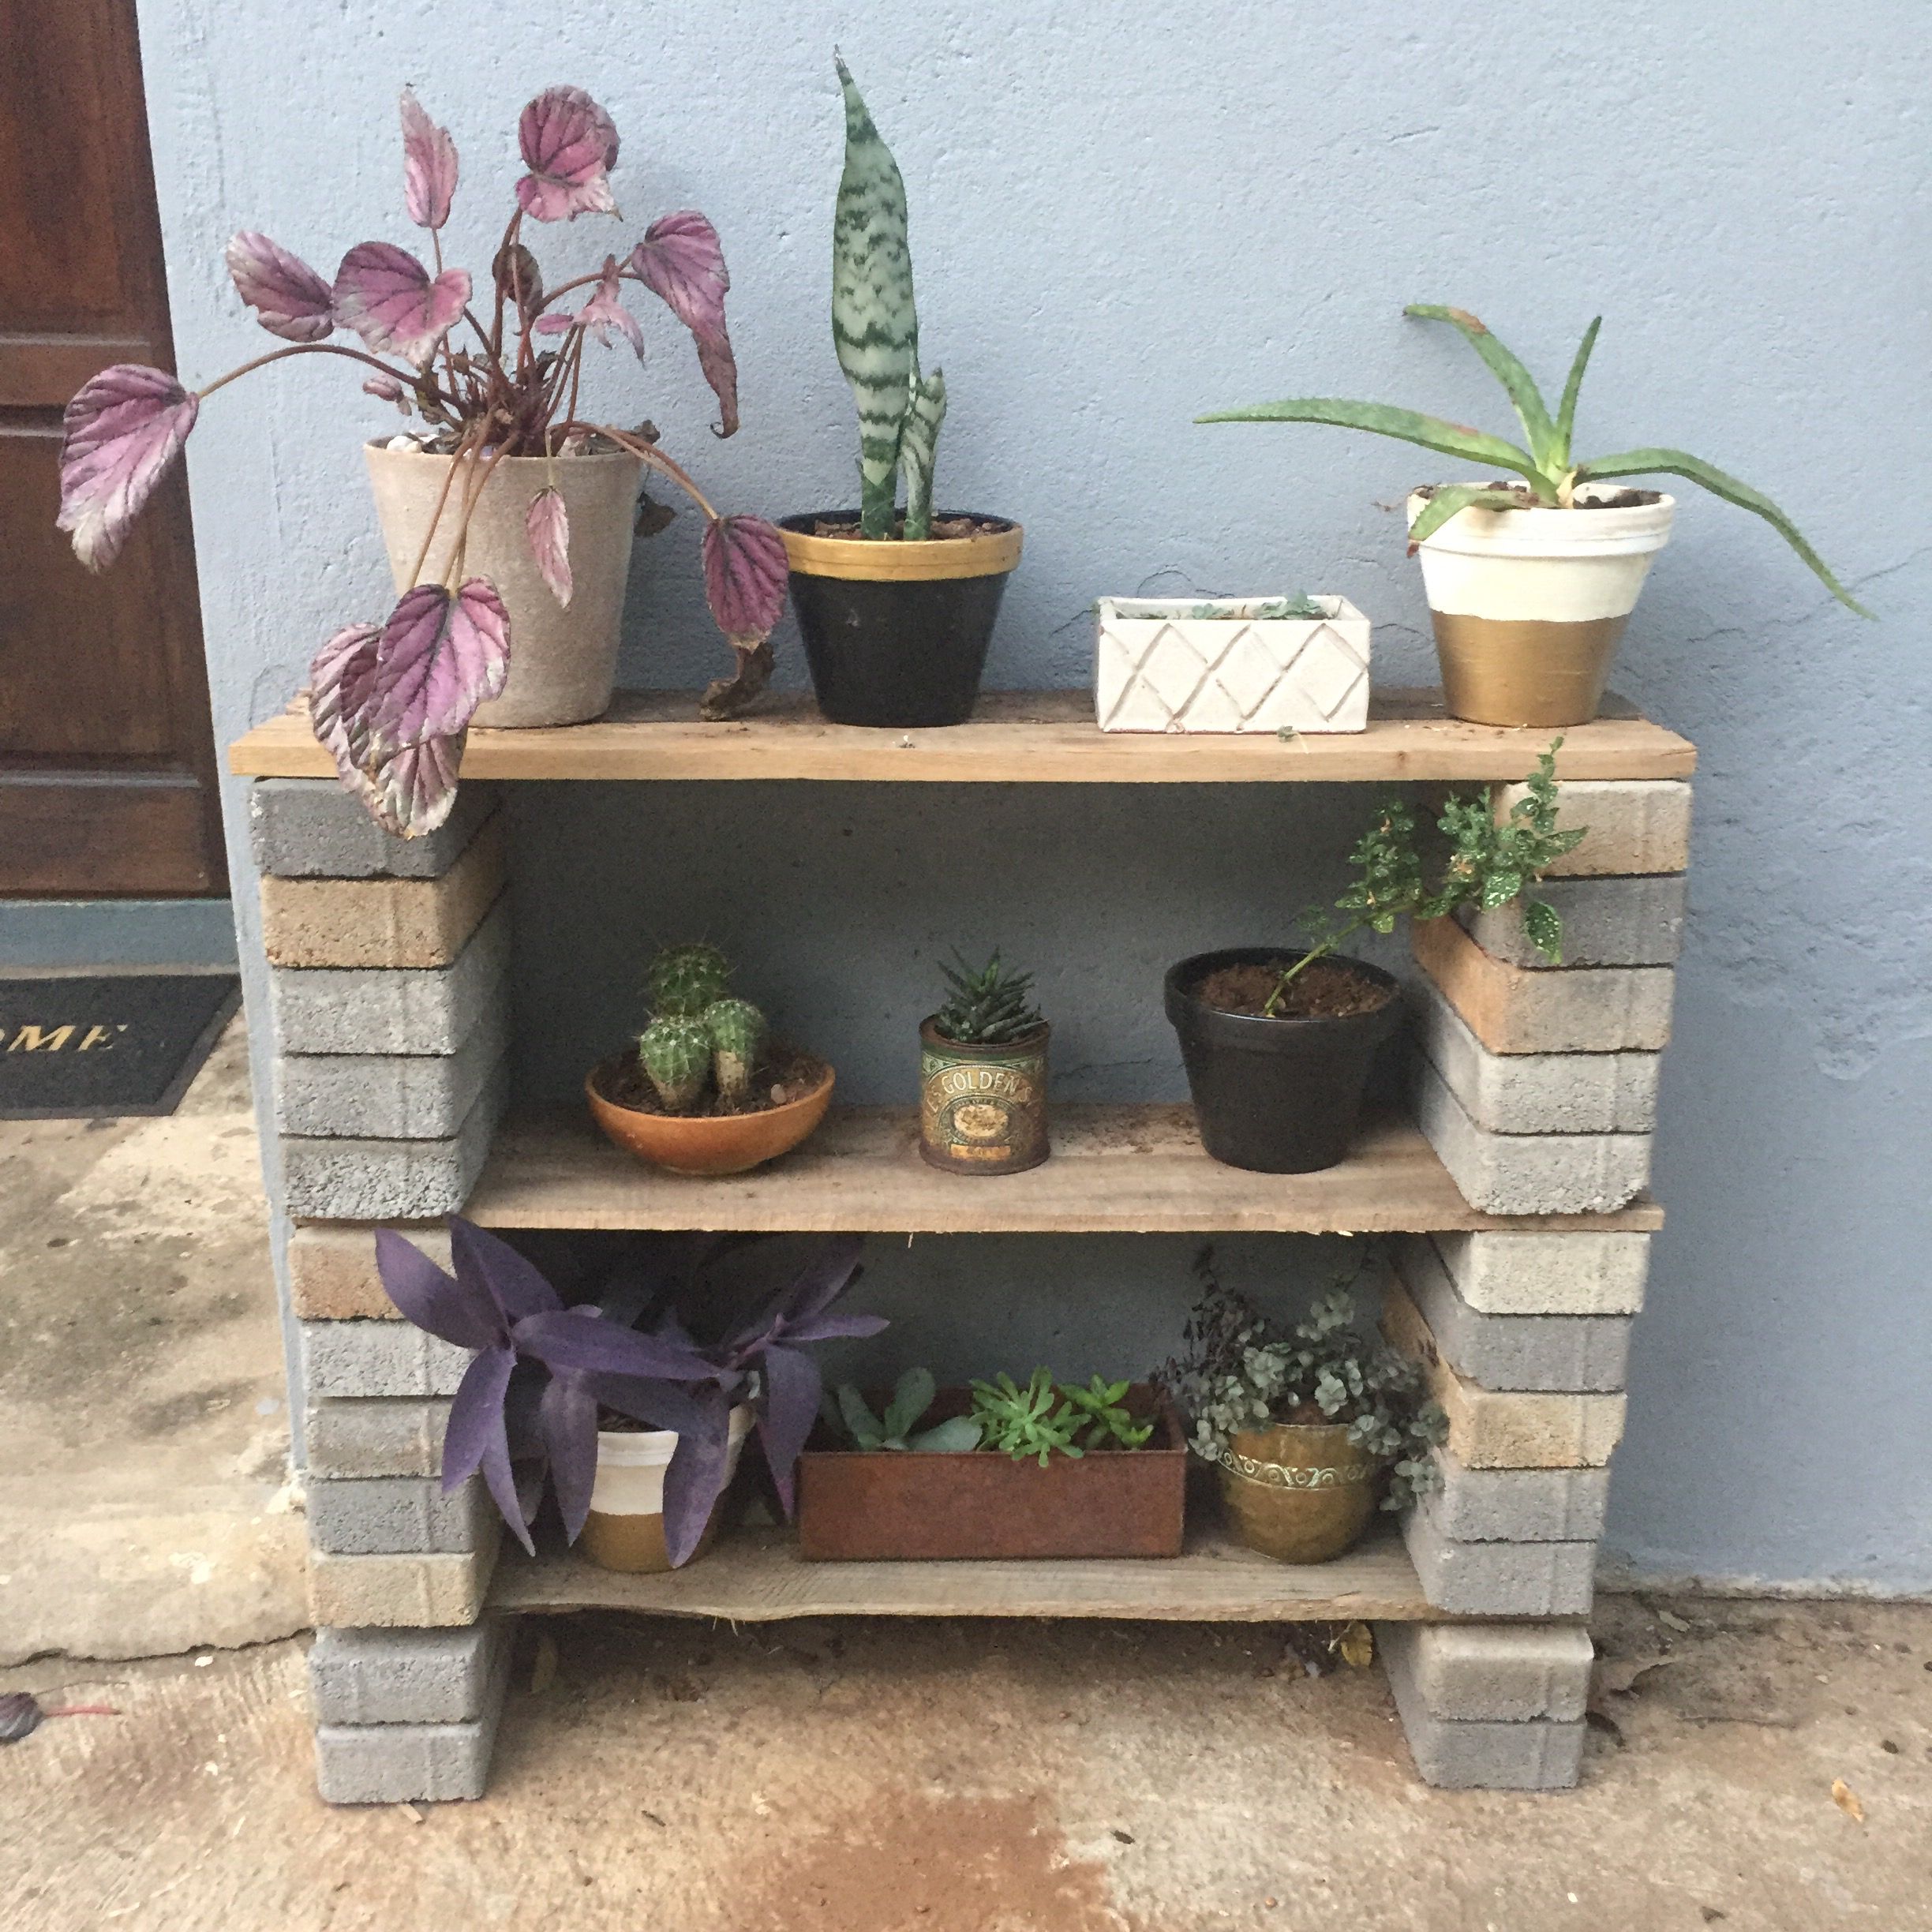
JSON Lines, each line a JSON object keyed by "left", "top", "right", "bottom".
{"left": 1216, "top": 1420, "right": 1379, "bottom": 1563}
{"left": 918, "top": 1017, "right": 1050, "bottom": 1174}
{"left": 1408, "top": 485, "right": 1675, "bottom": 728}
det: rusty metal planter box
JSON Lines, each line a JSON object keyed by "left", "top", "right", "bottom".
{"left": 797, "top": 1387, "right": 1187, "bottom": 1560}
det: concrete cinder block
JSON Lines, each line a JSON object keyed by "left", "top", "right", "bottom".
{"left": 289, "top": 1222, "right": 451, "bottom": 1322}
{"left": 1410, "top": 978, "right": 1660, "bottom": 1135}
{"left": 1430, "top": 1230, "right": 1650, "bottom": 1317}
{"left": 1403, "top": 1496, "right": 1596, "bottom": 1616}
{"left": 1382, "top": 1630, "right": 1586, "bottom": 1789}
{"left": 1395, "top": 1236, "right": 1631, "bottom": 1392}
{"left": 301, "top": 1320, "right": 474, "bottom": 1400}
{"left": 1492, "top": 777, "right": 1691, "bottom": 878}
{"left": 260, "top": 815, "right": 505, "bottom": 968}
{"left": 250, "top": 777, "right": 498, "bottom": 880}
{"left": 1457, "top": 872, "right": 1687, "bottom": 969}
{"left": 279, "top": 1056, "right": 507, "bottom": 1220}
{"left": 1427, "top": 1446, "right": 1610, "bottom": 1544}
{"left": 1412, "top": 915, "right": 1675, "bottom": 1054}
{"left": 1415, "top": 1057, "right": 1652, "bottom": 1216}
{"left": 1376, "top": 1622, "right": 1593, "bottom": 1724}
{"left": 270, "top": 897, "right": 511, "bottom": 1057}
{"left": 309, "top": 1618, "right": 511, "bottom": 1727}
{"left": 305, "top": 1398, "right": 453, "bottom": 1478}
{"left": 275, "top": 998, "right": 509, "bottom": 1138}
{"left": 308, "top": 1475, "right": 490, "bottom": 1555}
{"left": 314, "top": 1621, "right": 511, "bottom": 1803}
{"left": 1382, "top": 1281, "right": 1626, "bottom": 1468}
{"left": 308, "top": 1521, "right": 501, "bottom": 1630}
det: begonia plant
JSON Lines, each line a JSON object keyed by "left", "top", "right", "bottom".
{"left": 55, "top": 86, "right": 792, "bottom": 836}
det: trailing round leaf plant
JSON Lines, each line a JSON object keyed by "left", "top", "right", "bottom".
{"left": 56, "top": 85, "right": 792, "bottom": 837}
{"left": 1200, "top": 305, "right": 1870, "bottom": 616}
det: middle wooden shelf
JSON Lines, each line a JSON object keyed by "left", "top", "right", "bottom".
{"left": 461, "top": 1102, "right": 1664, "bottom": 1235}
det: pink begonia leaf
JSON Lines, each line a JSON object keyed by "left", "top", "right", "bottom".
{"left": 515, "top": 85, "right": 620, "bottom": 222}
{"left": 361, "top": 371, "right": 406, "bottom": 402}
{"left": 332, "top": 242, "right": 471, "bottom": 365}
{"left": 56, "top": 365, "right": 199, "bottom": 572}
{"left": 525, "top": 487, "right": 572, "bottom": 607}
{"left": 530, "top": 312, "right": 571, "bottom": 337}
{"left": 549, "top": 256, "right": 642, "bottom": 358}
{"left": 366, "top": 732, "right": 467, "bottom": 838}
{"left": 631, "top": 212, "right": 739, "bottom": 436}
{"left": 367, "top": 578, "right": 511, "bottom": 752}
{"left": 225, "top": 231, "right": 335, "bottom": 343}
{"left": 702, "top": 515, "right": 789, "bottom": 643}
{"left": 399, "top": 87, "right": 458, "bottom": 230}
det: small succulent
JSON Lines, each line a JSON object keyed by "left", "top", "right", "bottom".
{"left": 647, "top": 942, "right": 731, "bottom": 1017}
{"left": 933, "top": 951, "right": 1044, "bottom": 1046}
{"left": 1059, "top": 1376, "right": 1155, "bottom": 1451}
{"left": 703, "top": 997, "right": 767, "bottom": 1103}
{"left": 827, "top": 1367, "right": 983, "bottom": 1452}
{"left": 970, "top": 1368, "right": 1084, "bottom": 1467}
{"left": 639, "top": 1014, "right": 712, "bottom": 1111}
{"left": 637, "top": 944, "right": 771, "bottom": 1113}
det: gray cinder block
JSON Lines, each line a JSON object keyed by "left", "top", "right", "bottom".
{"left": 1458, "top": 872, "right": 1687, "bottom": 968}
{"left": 251, "top": 777, "right": 498, "bottom": 880}
{"left": 1403, "top": 1494, "right": 1597, "bottom": 1616}
{"left": 1395, "top": 1236, "right": 1632, "bottom": 1392}
{"left": 1381, "top": 1623, "right": 1586, "bottom": 1790}
{"left": 301, "top": 1322, "right": 474, "bottom": 1400}
{"left": 1427, "top": 1447, "right": 1610, "bottom": 1544}
{"left": 305, "top": 1398, "right": 453, "bottom": 1478}
{"left": 275, "top": 999, "right": 509, "bottom": 1139}
{"left": 309, "top": 1618, "right": 511, "bottom": 1727}
{"left": 270, "top": 897, "right": 510, "bottom": 1057}
{"left": 308, "top": 1475, "right": 490, "bottom": 1556}
{"left": 1491, "top": 777, "right": 1690, "bottom": 878}
{"left": 1376, "top": 1622, "right": 1593, "bottom": 1724}
{"left": 1428, "top": 1230, "right": 1650, "bottom": 1317}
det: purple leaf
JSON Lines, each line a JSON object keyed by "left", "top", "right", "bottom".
{"left": 754, "top": 1343, "right": 822, "bottom": 1518}
{"left": 361, "top": 371, "right": 408, "bottom": 406}
{"left": 773, "top": 1234, "right": 867, "bottom": 1331}
{"left": 55, "top": 365, "right": 198, "bottom": 572}
{"left": 366, "top": 579, "right": 511, "bottom": 753}
{"left": 525, "top": 487, "right": 572, "bottom": 607}
{"left": 631, "top": 212, "right": 739, "bottom": 435}
{"left": 399, "top": 87, "right": 458, "bottom": 230}
{"left": 781, "top": 1311, "right": 890, "bottom": 1347}
{"left": 225, "top": 231, "right": 335, "bottom": 342}
{"left": 492, "top": 241, "right": 544, "bottom": 313}
{"left": 374, "top": 1228, "right": 501, "bottom": 1350}
{"left": 578, "top": 256, "right": 643, "bottom": 358}
{"left": 659, "top": 1386, "right": 735, "bottom": 1567}
{"left": 0, "top": 1692, "right": 44, "bottom": 1743}
{"left": 515, "top": 85, "right": 620, "bottom": 223}
{"left": 450, "top": 1217, "right": 561, "bottom": 1326}
{"left": 306, "top": 620, "right": 384, "bottom": 811}
{"left": 535, "top": 1365, "right": 601, "bottom": 1544}
{"left": 332, "top": 242, "right": 471, "bottom": 364}
{"left": 365, "top": 732, "right": 467, "bottom": 840}
{"left": 701, "top": 515, "right": 789, "bottom": 646}
{"left": 516, "top": 1309, "right": 721, "bottom": 1384}
{"left": 444, "top": 1346, "right": 531, "bottom": 1551}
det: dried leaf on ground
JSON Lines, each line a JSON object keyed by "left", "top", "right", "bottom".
{"left": 1657, "top": 1608, "right": 1693, "bottom": 1633}
{"left": 1831, "top": 1778, "right": 1866, "bottom": 1824}
{"left": 1594, "top": 1652, "right": 1679, "bottom": 1698}
{"left": 1335, "top": 1622, "right": 1376, "bottom": 1670}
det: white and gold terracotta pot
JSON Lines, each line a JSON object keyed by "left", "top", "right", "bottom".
{"left": 580, "top": 1403, "right": 754, "bottom": 1574}
{"left": 1408, "top": 486, "right": 1675, "bottom": 728}
{"left": 365, "top": 440, "right": 642, "bottom": 728}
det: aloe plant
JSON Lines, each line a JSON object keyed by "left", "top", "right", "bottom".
{"left": 1199, "top": 305, "right": 1870, "bottom": 617}
{"left": 831, "top": 56, "right": 947, "bottom": 540}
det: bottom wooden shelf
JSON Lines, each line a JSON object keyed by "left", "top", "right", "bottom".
{"left": 488, "top": 1522, "right": 1441, "bottom": 1623}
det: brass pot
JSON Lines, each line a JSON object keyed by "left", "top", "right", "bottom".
{"left": 917, "top": 1018, "right": 1050, "bottom": 1174}
{"left": 1216, "top": 1421, "right": 1378, "bottom": 1563}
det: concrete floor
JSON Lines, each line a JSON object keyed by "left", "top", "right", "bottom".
{"left": 0, "top": 1020, "right": 1928, "bottom": 1930}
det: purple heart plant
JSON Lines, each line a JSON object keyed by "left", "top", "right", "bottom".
{"left": 376, "top": 1221, "right": 882, "bottom": 1567}
{"left": 55, "top": 85, "right": 793, "bottom": 837}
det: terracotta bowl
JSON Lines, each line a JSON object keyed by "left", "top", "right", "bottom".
{"left": 585, "top": 1058, "right": 836, "bottom": 1177}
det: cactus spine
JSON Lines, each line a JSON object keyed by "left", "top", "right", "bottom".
{"left": 647, "top": 942, "right": 729, "bottom": 1018}
{"left": 704, "top": 997, "right": 768, "bottom": 1103}
{"left": 638, "top": 1016, "right": 713, "bottom": 1112}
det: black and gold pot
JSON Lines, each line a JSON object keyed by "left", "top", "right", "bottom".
{"left": 917, "top": 1017, "right": 1050, "bottom": 1174}
{"left": 1216, "top": 1420, "right": 1379, "bottom": 1563}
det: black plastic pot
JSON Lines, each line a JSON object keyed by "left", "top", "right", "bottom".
{"left": 779, "top": 511, "right": 1021, "bottom": 728}
{"left": 1164, "top": 948, "right": 1403, "bottom": 1174}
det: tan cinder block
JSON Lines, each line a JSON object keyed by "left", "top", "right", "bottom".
{"left": 1411, "top": 915, "right": 1673, "bottom": 1054}
{"left": 1382, "top": 1280, "right": 1625, "bottom": 1469}
{"left": 289, "top": 1220, "right": 452, "bottom": 1320}
{"left": 260, "top": 814, "right": 505, "bottom": 968}
{"left": 308, "top": 1518, "right": 500, "bottom": 1628}
{"left": 1492, "top": 778, "right": 1691, "bottom": 878}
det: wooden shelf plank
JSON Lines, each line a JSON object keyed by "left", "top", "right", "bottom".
{"left": 230, "top": 687, "right": 1694, "bottom": 784}
{"left": 489, "top": 1522, "right": 1447, "bottom": 1623}
{"left": 463, "top": 1103, "right": 1664, "bottom": 1235}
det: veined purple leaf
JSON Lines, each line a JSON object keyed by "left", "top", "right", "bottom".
{"left": 333, "top": 242, "right": 471, "bottom": 365}
{"left": 516, "top": 85, "right": 620, "bottom": 222}
{"left": 631, "top": 212, "right": 739, "bottom": 436}
{"left": 659, "top": 1386, "right": 736, "bottom": 1567}
{"left": 754, "top": 1343, "right": 822, "bottom": 1518}
{"left": 361, "top": 371, "right": 406, "bottom": 403}
{"left": 579, "top": 256, "right": 643, "bottom": 357}
{"left": 365, "top": 732, "right": 466, "bottom": 839}
{"left": 444, "top": 1346, "right": 530, "bottom": 1552}
{"left": 366, "top": 578, "right": 511, "bottom": 752}
{"left": 399, "top": 87, "right": 458, "bottom": 230}
{"left": 493, "top": 240, "right": 544, "bottom": 313}
{"left": 701, "top": 515, "right": 788, "bottom": 646}
{"left": 526, "top": 487, "right": 572, "bottom": 606}
{"left": 307, "top": 620, "right": 384, "bottom": 813}
{"left": 225, "top": 231, "right": 335, "bottom": 342}
{"left": 56, "top": 365, "right": 199, "bottom": 572}
{"left": 374, "top": 1228, "right": 501, "bottom": 1350}
{"left": 451, "top": 1218, "right": 562, "bottom": 1325}
{"left": 535, "top": 1363, "right": 601, "bottom": 1543}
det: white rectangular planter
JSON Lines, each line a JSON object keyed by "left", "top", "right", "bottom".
{"left": 1095, "top": 596, "right": 1371, "bottom": 734}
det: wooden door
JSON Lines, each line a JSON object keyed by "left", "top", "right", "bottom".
{"left": 0, "top": 0, "right": 227, "bottom": 897}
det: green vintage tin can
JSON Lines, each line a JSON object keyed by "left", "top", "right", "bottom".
{"left": 917, "top": 1017, "right": 1050, "bottom": 1174}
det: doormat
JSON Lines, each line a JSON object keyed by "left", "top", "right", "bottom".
{"left": 0, "top": 972, "right": 242, "bottom": 1119}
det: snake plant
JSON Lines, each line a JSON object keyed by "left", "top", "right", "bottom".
{"left": 1200, "top": 305, "right": 1870, "bottom": 617}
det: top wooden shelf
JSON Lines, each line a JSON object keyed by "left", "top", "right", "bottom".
{"left": 229, "top": 687, "right": 1694, "bottom": 784}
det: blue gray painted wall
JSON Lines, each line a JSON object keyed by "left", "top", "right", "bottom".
{"left": 134, "top": 0, "right": 1930, "bottom": 1589}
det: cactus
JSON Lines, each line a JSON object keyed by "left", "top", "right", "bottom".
{"left": 933, "top": 950, "right": 1044, "bottom": 1046}
{"left": 646, "top": 942, "right": 730, "bottom": 1018}
{"left": 638, "top": 1015, "right": 713, "bottom": 1112}
{"left": 703, "top": 996, "right": 768, "bottom": 1103}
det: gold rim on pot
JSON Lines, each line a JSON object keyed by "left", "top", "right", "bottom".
{"left": 779, "top": 519, "right": 1023, "bottom": 582}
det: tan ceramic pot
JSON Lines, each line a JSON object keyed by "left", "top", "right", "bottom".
{"left": 585, "top": 1058, "right": 836, "bottom": 1178}
{"left": 581, "top": 1405, "right": 754, "bottom": 1573}
{"left": 1216, "top": 1420, "right": 1379, "bottom": 1563}
{"left": 365, "top": 440, "right": 642, "bottom": 728}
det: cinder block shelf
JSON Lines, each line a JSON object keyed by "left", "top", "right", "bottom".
{"left": 460, "top": 1103, "right": 1664, "bottom": 1236}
